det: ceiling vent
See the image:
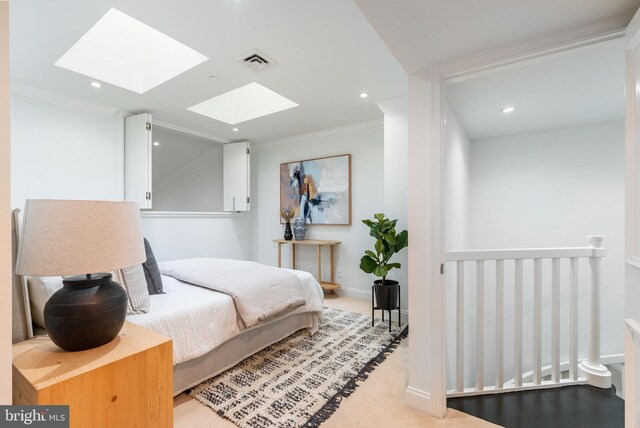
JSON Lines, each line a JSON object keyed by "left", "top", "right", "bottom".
{"left": 237, "top": 49, "right": 277, "bottom": 72}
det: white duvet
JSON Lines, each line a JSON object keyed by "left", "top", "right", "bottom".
{"left": 127, "top": 269, "right": 323, "bottom": 365}
{"left": 159, "top": 258, "right": 307, "bottom": 329}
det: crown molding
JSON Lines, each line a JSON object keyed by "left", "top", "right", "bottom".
{"left": 10, "top": 82, "right": 118, "bottom": 116}
{"left": 376, "top": 96, "right": 407, "bottom": 114}
{"left": 153, "top": 119, "right": 229, "bottom": 144}
{"left": 436, "top": 13, "right": 629, "bottom": 81}
{"left": 255, "top": 119, "right": 383, "bottom": 149}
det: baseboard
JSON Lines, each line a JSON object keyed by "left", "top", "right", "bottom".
{"left": 337, "top": 286, "right": 370, "bottom": 300}
{"left": 338, "top": 286, "right": 409, "bottom": 323}
{"left": 405, "top": 386, "right": 433, "bottom": 414}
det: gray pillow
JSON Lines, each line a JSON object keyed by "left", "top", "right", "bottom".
{"left": 143, "top": 238, "right": 164, "bottom": 295}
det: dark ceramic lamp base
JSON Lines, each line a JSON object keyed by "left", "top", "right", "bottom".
{"left": 44, "top": 272, "right": 128, "bottom": 352}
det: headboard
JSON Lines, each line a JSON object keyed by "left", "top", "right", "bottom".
{"left": 11, "top": 208, "right": 33, "bottom": 342}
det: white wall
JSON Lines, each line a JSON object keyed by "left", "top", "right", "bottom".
{"left": 379, "top": 98, "right": 408, "bottom": 312}
{"left": 251, "top": 121, "right": 387, "bottom": 301}
{"left": 1, "top": 0, "right": 12, "bottom": 404}
{"left": 141, "top": 214, "right": 252, "bottom": 262}
{"left": 404, "top": 74, "right": 447, "bottom": 416}
{"left": 10, "top": 91, "right": 251, "bottom": 263}
{"left": 466, "top": 120, "right": 625, "bottom": 385}
{"left": 445, "top": 105, "right": 470, "bottom": 251}
{"left": 10, "top": 94, "right": 123, "bottom": 209}
{"left": 444, "top": 105, "right": 471, "bottom": 389}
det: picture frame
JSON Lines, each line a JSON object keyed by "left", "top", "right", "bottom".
{"left": 280, "top": 154, "right": 351, "bottom": 225}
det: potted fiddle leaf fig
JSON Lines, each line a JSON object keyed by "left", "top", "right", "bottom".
{"left": 359, "top": 213, "right": 408, "bottom": 310}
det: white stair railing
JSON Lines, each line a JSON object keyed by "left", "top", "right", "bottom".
{"left": 446, "top": 236, "right": 611, "bottom": 397}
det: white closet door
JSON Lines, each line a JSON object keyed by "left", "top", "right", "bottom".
{"left": 124, "top": 113, "right": 152, "bottom": 209}
{"left": 223, "top": 141, "right": 250, "bottom": 211}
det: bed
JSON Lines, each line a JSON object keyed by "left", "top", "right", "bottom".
{"left": 11, "top": 209, "right": 325, "bottom": 397}
{"left": 127, "top": 269, "right": 324, "bottom": 395}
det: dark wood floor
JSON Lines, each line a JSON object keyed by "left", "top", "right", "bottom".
{"left": 447, "top": 385, "right": 624, "bottom": 428}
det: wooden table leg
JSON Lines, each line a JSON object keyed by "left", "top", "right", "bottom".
{"left": 277, "top": 243, "right": 282, "bottom": 268}
{"left": 292, "top": 243, "right": 296, "bottom": 269}
{"left": 317, "top": 245, "right": 322, "bottom": 283}
{"left": 330, "top": 244, "right": 335, "bottom": 283}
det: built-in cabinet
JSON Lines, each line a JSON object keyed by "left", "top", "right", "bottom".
{"left": 124, "top": 114, "right": 250, "bottom": 213}
{"left": 124, "top": 113, "right": 153, "bottom": 209}
{"left": 223, "top": 141, "right": 250, "bottom": 212}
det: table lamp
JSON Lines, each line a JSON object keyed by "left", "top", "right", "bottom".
{"left": 16, "top": 199, "right": 145, "bottom": 352}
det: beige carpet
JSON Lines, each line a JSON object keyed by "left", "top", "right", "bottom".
{"left": 174, "top": 294, "right": 500, "bottom": 428}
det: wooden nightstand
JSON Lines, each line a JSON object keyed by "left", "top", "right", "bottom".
{"left": 12, "top": 321, "right": 173, "bottom": 428}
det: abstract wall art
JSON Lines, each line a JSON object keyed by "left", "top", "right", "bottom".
{"left": 280, "top": 154, "right": 351, "bottom": 225}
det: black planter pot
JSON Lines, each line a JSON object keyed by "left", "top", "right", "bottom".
{"left": 373, "top": 280, "right": 400, "bottom": 310}
{"left": 284, "top": 221, "right": 293, "bottom": 241}
{"left": 43, "top": 272, "right": 128, "bottom": 352}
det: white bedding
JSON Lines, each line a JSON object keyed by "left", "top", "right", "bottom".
{"left": 127, "top": 269, "right": 323, "bottom": 365}
{"left": 160, "top": 258, "right": 307, "bottom": 328}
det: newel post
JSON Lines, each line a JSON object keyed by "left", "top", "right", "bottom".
{"left": 578, "top": 235, "right": 612, "bottom": 388}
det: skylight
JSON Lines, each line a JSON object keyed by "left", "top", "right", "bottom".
{"left": 187, "top": 82, "right": 299, "bottom": 125}
{"left": 55, "top": 8, "right": 208, "bottom": 94}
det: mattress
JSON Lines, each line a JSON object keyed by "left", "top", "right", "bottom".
{"left": 127, "top": 269, "right": 323, "bottom": 365}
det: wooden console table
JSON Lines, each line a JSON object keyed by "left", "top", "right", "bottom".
{"left": 274, "top": 239, "right": 341, "bottom": 293}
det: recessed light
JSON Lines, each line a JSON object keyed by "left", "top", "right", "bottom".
{"left": 360, "top": 92, "right": 369, "bottom": 98}
{"left": 232, "top": 128, "right": 239, "bottom": 132}
{"left": 187, "top": 82, "right": 299, "bottom": 125}
{"left": 55, "top": 8, "right": 209, "bottom": 94}
{"left": 153, "top": 141, "right": 160, "bottom": 146}
{"left": 90, "top": 81, "right": 102, "bottom": 88}
{"left": 501, "top": 106, "right": 517, "bottom": 113}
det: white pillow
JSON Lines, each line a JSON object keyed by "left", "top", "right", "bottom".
{"left": 114, "top": 265, "right": 151, "bottom": 315}
{"left": 28, "top": 268, "right": 150, "bottom": 328}
{"left": 26, "top": 276, "right": 63, "bottom": 328}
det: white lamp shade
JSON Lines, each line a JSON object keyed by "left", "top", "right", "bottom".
{"left": 16, "top": 200, "right": 146, "bottom": 276}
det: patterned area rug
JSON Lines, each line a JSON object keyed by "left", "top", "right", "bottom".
{"left": 189, "top": 307, "right": 408, "bottom": 427}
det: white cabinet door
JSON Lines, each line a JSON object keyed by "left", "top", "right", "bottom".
{"left": 223, "top": 141, "right": 250, "bottom": 212}
{"left": 124, "top": 113, "right": 152, "bottom": 209}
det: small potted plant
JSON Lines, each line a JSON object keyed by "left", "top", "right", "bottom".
{"left": 279, "top": 209, "right": 295, "bottom": 241}
{"left": 359, "top": 213, "right": 408, "bottom": 310}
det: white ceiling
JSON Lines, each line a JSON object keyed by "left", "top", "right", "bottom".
{"left": 9, "top": 0, "right": 407, "bottom": 143}
{"left": 353, "top": 0, "right": 639, "bottom": 75}
{"left": 446, "top": 38, "right": 625, "bottom": 140}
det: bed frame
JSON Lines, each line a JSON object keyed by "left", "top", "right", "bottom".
{"left": 172, "top": 311, "right": 316, "bottom": 395}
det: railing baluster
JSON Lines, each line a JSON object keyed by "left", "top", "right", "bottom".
{"left": 456, "top": 261, "right": 465, "bottom": 392}
{"left": 551, "top": 258, "right": 560, "bottom": 382}
{"left": 533, "top": 258, "right": 542, "bottom": 385}
{"left": 569, "top": 257, "right": 578, "bottom": 380}
{"left": 476, "top": 260, "right": 484, "bottom": 391}
{"left": 495, "top": 260, "right": 504, "bottom": 389}
{"left": 579, "top": 236, "right": 612, "bottom": 388}
{"left": 514, "top": 259, "right": 523, "bottom": 387}
{"left": 445, "top": 239, "right": 607, "bottom": 397}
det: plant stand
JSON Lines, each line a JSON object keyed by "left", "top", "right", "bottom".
{"left": 371, "top": 283, "right": 401, "bottom": 332}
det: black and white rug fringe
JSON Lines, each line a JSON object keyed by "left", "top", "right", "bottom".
{"left": 303, "top": 325, "right": 409, "bottom": 427}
